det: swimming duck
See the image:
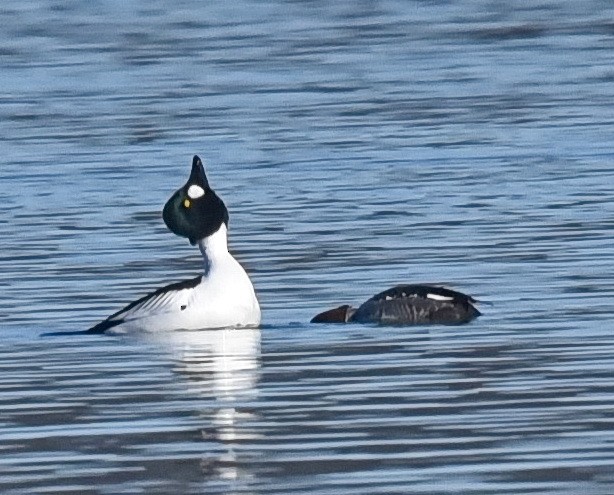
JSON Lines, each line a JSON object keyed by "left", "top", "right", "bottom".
{"left": 311, "top": 284, "right": 480, "bottom": 325}
{"left": 87, "top": 155, "right": 261, "bottom": 334}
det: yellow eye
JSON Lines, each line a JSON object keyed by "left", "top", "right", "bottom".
{"left": 183, "top": 198, "right": 191, "bottom": 208}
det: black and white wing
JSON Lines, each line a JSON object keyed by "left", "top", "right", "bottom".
{"left": 87, "top": 276, "right": 202, "bottom": 333}
{"left": 352, "top": 284, "right": 481, "bottom": 325}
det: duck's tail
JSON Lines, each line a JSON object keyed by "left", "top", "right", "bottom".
{"left": 311, "top": 304, "right": 356, "bottom": 323}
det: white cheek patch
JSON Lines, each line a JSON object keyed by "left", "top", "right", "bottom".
{"left": 426, "top": 293, "right": 454, "bottom": 301}
{"left": 187, "top": 184, "right": 205, "bottom": 199}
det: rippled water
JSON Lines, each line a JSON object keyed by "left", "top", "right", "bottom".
{"left": 2, "top": 1, "right": 614, "bottom": 493}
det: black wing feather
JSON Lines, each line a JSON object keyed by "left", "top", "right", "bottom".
{"left": 86, "top": 276, "right": 202, "bottom": 334}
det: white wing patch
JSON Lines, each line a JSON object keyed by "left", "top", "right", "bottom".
{"left": 426, "top": 293, "right": 455, "bottom": 301}
{"left": 187, "top": 184, "right": 205, "bottom": 199}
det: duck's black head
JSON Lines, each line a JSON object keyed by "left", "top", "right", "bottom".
{"left": 163, "top": 155, "right": 229, "bottom": 245}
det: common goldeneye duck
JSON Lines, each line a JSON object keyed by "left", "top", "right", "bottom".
{"left": 311, "top": 285, "right": 481, "bottom": 325}
{"left": 87, "top": 155, "right": 261, "bottom": 334}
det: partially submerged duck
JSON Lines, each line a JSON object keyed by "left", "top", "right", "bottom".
{"left": 311, "top": 284, "right": 481, "bottom": 325}
{"left": 87, "top": 156, "right": 261, "bottom": 334}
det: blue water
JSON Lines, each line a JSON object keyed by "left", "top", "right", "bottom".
{"left": 2, "top": 1, "right": 614, "bottom": 493}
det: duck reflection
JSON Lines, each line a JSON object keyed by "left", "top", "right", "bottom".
{"left": 155, "top": 328, "right": 260, "bottom": 396}
{"left": 144, "top": 328, "right": 261, "bottom": 480}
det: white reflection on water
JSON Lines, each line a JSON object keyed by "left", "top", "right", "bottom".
{"left": 144, "top": 328, "right": 261, "bottom": 481}
{"left": 148, "top": 328, "right": 261, "bottom": 397}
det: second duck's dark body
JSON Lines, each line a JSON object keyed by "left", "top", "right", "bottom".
{"left": 311, "top": 285, "right": 481, "bottom": 326}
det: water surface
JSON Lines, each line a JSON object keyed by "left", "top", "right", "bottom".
{"left": 2, "top": 1, "right": 614, "bottom": 493}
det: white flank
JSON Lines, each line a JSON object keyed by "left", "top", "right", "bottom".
{"left": 188, "top": 184, "right": 205, "bottom": 199}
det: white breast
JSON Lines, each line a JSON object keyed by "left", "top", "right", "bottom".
{"left": 185, "top": 252, "right": 261, "bottom": 329}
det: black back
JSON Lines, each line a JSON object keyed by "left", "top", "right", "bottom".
{"left": 351, "top": 284, "right": 480, "bottom": 325}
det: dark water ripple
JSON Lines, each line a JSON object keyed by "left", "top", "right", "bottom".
{"left": 2, "top": 0, "right": 614, "bottom": 493}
